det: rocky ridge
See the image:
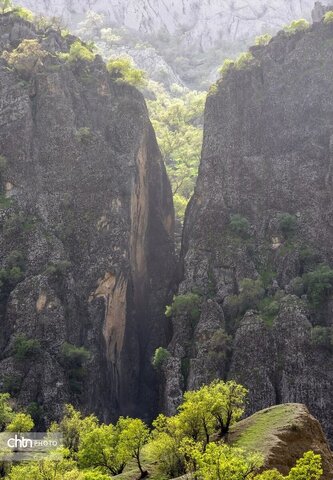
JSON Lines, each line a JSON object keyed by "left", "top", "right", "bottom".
{"left": 0, "top": 12, "right": 175, "bottom": 425}
{"left": 164, "top": 9, "right": 333, "bottom": 444}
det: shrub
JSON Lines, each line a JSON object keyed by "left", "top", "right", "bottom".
{"left": 60, "top": 343, "right": 91, "bottom": 394}
{"left": 277, "top": 213, "right": 297, "bottom": 237}
{"left": 284, "top": 19, "right": 310, "bottom": 35}
{"left": 46, "top": 260, "right": 71, "bottom": 276}
{"left": 259, "top": 298, "right": 280, "bottom": 324}
{"left": 324, "top": 11, "right": 333, "bottom": 24}
{"left": 311, "top": 326, "right": 332, "bottom": 349}
{"left": 255, "top": 34, "right": 272, "bottom": 46}
{"left": 303, "top": 264, "right": 333, "bottom": 308}
{"left": 0, "top": 266, "right": 24, "bottom": 295}
{"left": 165, "top": 293, "right": 201, "bottom": 321}
{"left": 152, "top": 347, "right": 170, "bottom": 369}
{"left": 75, "top": 127, "right": 93, "bottom": 144}
{"left": 218, "top": 58, "right": 234, "bottom": 77}
{"left": 228, "top": 278, "right": 265, "bottom": 316}
{"left": 59, "top": 40, "right": 95, "bottom": 63}
{"left": 7, "top": 250, "right": 25, "bottom": 270}
{"left": 13, "top": 335, "right": 41, "bottom": 361}
{"left": 1, "top": 373, "right": 22, "bottom": 395}
{"left": 234, "top": 52, "right": 255, "bottom": 70}
{"left": 229, "top": 214, "right": 250, "bottom": 237}
{"left": 3, "top": 39, "right": 47, "bottom": 78}
{"left": 106, "top": 57, "right": 146, "bottom": 87}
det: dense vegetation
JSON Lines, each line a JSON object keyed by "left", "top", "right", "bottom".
{"left": 0, "top": 382, "right": 323, "bottom": 480}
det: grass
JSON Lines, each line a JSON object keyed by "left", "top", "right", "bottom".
{"left": 229, "top": 404, "right": 299, "bottom": 455}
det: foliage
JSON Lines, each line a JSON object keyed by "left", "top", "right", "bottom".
{"left": 234, "top": 52, "right": 256, "bottom": 70}
{"left": 118, "top": 417, "right": 150, "bottom": 475}
{"left": 193, "top": 442, "right": 263, "bottom": 480}
{"left": 147, "top": 83, "right": 205, "bottom": 222}
{"left": 151, "top": 347, "right": 170, "bottom": 370}
{"left": 3, "top": 39, "right": 47, "bottom": 77}
{"left": 60, "top": 40, "right": 95, "bottom": 63}
{"left": 324, "top": 11, "right": 333, "bottom": 24}
{"left": 106, "top": 57, "right": 146, "bottom": 86}
{"left": 165, "top": 293, "right": 201, "bottom": 322}
{"left": 12, "top": 335, "right": 41, "bottom": 361}
{"left": 277, "top": 213, "right": 297, "bottom": 237}
{"left": 310, "top": 326, "right": 332, "bottom": 349}
{"left": 6, "top": 412, "right": 34, "bottom": 433}
{"left": 229, "top": 214, "right": 250, "bottom": 237}
{"left": 60, "top": 344, "right": 91, "bottom": 394}
{"left": 46, "top": 260, "right": 71, "bottom": 275}
{"left": 258, "top": 298, "right": 280, "bottom": 325}
{"left": 179, "top": 380, "right": 248, "bottom": 440}
{"left": 75, "top": 127, "right": 93, "bottom": 144}
{"left": 288, "top": 451, "right": 322, "bottom": 480}
{"left": 218, "top": 58, "right": 235, "bottom": 77}
{"left": 0, "top": 393, "right": 14, "bottom": 431}
{"left": 0, "top": 155, "right": 7, "bottom": 173}
{"left": 255, "top": 34, "right": 272, "bottom": 46}
{"left": 303, "top": 264, "right": 333, "bottom": 308}
{"left": 284, "top": 19, "right": 310, "bottom": 35}
{"left": 0, "top": 266, "right": 24, "bottom": 296}
{"left": 50, "top": 404, "right": 98, "bottom": 456}
{"left": 78, "top": 422, "right": 130, "bottom": 475}
{"left": 229, "top": 278, "right": 265, "bottom": 316}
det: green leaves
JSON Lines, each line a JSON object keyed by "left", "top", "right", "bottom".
{"left": 106, "top": 57, "right": 146, "bottom": 86}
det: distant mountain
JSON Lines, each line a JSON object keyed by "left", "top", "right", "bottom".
{"left": 15, "top": 0, "right": 327, "bottom": 50}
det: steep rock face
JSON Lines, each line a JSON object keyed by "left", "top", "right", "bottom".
{"left": 0, "top": 13, "right": 175, "bottom": 424}
{"left": 165, "top": 16, "right": 333, "bottom": 442}
{"left": 15, "top": 0, "right": 329, "bottom": 51}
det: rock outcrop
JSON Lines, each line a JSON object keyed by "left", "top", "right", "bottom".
{"left": 164, "top": 12, "right": 333, "bottom": 443}
{"left": 0, "top": 13, "right": 175, "bottom": 425}
{"left": 229, "top": 403, "right": 333, "bottom": 479}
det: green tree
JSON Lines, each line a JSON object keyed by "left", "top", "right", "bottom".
{"left": 49, "top": 404, "right": 98, "bottom": 457}
{"left": 148, "top": 414, "right": 186, "bottom": 478}
{"left": 284, "top": 19, "right": 310, "bottom": 35}
{"left": 3, "top": 39, "right": 47, "bottom": 78}
{"left": 324, "top": 11, "right": 333, "bottom": 24}
{"left": 78, "top": 423, "right": 130, "bottom": 475}
{"left": 6, "top": 412, "right": 34, "bottom": 433}
{"left": 192, "top": 442, "right": 263, "bottom": 480}
{"left": 118, "top": 418, "right": 150, "bottom": 477}
{"left": 0, "top": 393, "right": 14, "bottom": 431}
{"left": 165, "top": 293, "right": 201, "bottom": 321}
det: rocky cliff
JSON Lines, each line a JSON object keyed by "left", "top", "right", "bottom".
{"left": 164, "top": 12, "right": 333, "bottom": 443}
{"left": 0, "top": 12, "right": 175, "bottom": 425}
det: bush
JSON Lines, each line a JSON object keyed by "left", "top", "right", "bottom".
{"left": 75, "top": 127, "right": 93, "bottom": 144}
{"left": 3, "top": 39, "right": 47, "bottom": 78}
{"left": 13, "top": 335, "right": 41, "bottom": 361}
{"left": 303, "top": 264, "right": 333, "bottom": 308}
{"left": 228, "top": 278, "right": 265, "bottom": 316}
{"left": 165, "top": 293, "right": 201, "bottom": 321}
{"left": 60, "top": 343, "right": 91, "bottom": 394}
{"left": 234, "top": 52, "right": 255, "bottom": 70}
{"left": 324, "top": 11, "right": 333, "bottom": 24}
{"left": 152, "top": 347, "right": 170, "bottom": 369}
{"left": 259, "top": 298, "right": 280, "bottom": 324}
{"left": 218, "top": 58, "right": 234, "bottom": 77}
{"left": 229, "top": 214, "right": 250, "bottom": 237}
{"left": 284, "top": 19, "right": 310, "bottom": 35}
{"left": 46, "top": 260, "right": 71, "bottom": 276}
{"left": 106, "top": 57, "right": 146, "bottom": 87}
{"left": 255, "top": 34, "right": 272, "bottom": 46}
{"left": 60, "top": 40, "right": 95, "bottom": 63}
{"left": 277, "top": 213, "right": 297, "bottom": 237}
{"left": 311, "top": 326, "right": 332, "bottom": 349}
{"left": 0, "top": 266, "right": 24, "bottom": 295}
